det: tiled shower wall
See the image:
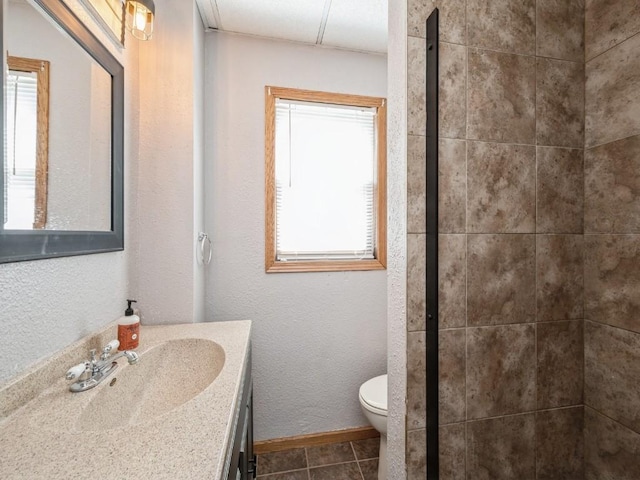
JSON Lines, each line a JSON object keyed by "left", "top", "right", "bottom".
{"left": 406, "top": 0, "right": 588, "bottom": 478}
{"left": 583, "top": 0, "right": 640, "bottom": 478}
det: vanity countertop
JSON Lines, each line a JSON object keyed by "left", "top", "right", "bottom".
{"left": 0, "top": 320, "right": 251, "bottom": 479}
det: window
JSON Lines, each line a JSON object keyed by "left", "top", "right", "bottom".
{"left": 4, "top": 56, "right": 50, "bottom": 230}
{"left": 265, "top": 86, "right": 386, "bottom": 273}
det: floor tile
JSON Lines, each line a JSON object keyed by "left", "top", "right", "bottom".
{"left": 351, "top": 437, "right": 380, "bottom": 460}
{"left": 358, "top": 458, "right": 379, "bottom": 480}
{"left": 306, "top": 441, "right": 355, "bottom": 467}
{"left": 309, "top": 462, "right": 363, "bottom": 480}
{"left": 257, "top": 470, "right": 309, "bottom": 480}
{"left": 257, "top": 448, "right": 307, "bottom": 475}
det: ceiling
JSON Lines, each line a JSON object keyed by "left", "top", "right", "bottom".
{"left": 195, "top": 0, "right": 388, "bottom": 54}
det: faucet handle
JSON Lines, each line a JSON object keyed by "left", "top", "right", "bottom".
{"left": 100, "top": 340, "right": 120, "bottom": 360}
{"left": 103, "top": 340, "right": 120, "bottom": 354}
{"left": 66, "top": 362, "right": 89, "bottom": 380}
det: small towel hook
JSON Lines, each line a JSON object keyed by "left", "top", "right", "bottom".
{"left": 198, "top": 232, "right": 212, "bottom": 266}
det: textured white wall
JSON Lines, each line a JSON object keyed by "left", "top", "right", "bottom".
{"left": 387, "top": 0, "right": 408, "bottom": 477}
{"left": 0, "top": 0, "right": 139, "bottom": 384}
{"left": 134, "top": 0, "right": 205, "bottom": 324}
{"left": 204, "top": 31, "right": 388, "bottom": 440}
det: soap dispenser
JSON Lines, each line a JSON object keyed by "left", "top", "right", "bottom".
{"left": 117, "top": 299, "right": 140, "bottom": 351}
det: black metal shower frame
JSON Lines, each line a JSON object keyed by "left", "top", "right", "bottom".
{"left": 425, "top": 8, "right": 439, "bottom": 479}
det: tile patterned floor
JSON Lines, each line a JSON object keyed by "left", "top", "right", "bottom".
{"left": 256, "top": 437, "right": 380, "bottom": 480}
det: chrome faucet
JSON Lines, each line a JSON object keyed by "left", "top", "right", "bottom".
{"left": 65, "top": 340, "right": 139, "bottom": 392}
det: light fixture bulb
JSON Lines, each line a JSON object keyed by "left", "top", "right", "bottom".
{"left": 126, "top": 0, "right": 155, "bottom": 41}
{"left": 134, "top": 10, "right": 147, "bottom": 31}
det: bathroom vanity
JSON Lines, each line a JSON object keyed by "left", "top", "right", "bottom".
{"left": 0, "top": 321, "right": 252, "bottom": 479}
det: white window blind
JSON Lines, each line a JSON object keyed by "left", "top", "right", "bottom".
{"left": 274, "top": 99, "right": 378, "bottom": 261}
{"left": 4, "top": 71, "right": 38, "bottom": 229}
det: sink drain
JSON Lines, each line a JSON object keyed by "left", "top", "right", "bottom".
{"left": 109, "top": 378, "right": 117, "bottom": 386}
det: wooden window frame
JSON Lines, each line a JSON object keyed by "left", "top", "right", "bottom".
{"left": 7, "top": 55, "right": 50, "bottom": 230}
{"left": 265, "top": 86, "right": 387, "bottom": 273}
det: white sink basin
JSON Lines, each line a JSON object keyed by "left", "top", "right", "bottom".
{"left": 27, "top": 338, "right": 225, "bottom": 433}
{"left": 77, "top": 338, "right": 225, "bottom": 431}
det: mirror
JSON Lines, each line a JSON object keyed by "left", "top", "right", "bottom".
{"left": 0, "top": 0, "right": 124, "bottom": 263}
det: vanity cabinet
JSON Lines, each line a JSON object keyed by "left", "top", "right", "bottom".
{"left": 227, "top": 348, "right": 256, "bottom": 480}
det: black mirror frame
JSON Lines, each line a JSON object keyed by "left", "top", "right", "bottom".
{"left": 0, "top": 0, "right": 124, "bottom": 264}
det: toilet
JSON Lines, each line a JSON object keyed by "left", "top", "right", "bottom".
{"left": 359, "top": 374, "right": 388, "bottom": 480}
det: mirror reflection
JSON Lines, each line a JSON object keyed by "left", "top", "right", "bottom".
{"left": 5, "top": 0, "right": 112, "bottom": 231}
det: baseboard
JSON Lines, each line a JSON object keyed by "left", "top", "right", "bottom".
{"left": 254, "top": 426, "right": 380, "bottom": 454}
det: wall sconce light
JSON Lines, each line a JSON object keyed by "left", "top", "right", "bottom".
{"left": 125, "top": 0, "right": 155, "bottom": 41}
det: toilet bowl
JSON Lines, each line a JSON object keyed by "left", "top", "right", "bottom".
{"left": 359, "top": 374, "right": 388, "bottom": 480}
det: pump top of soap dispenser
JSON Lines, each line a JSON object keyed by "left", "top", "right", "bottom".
{"left": 125, "top": 299, "right": 137, "bottom": 316}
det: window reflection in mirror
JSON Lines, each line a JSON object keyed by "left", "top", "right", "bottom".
{"left": 5, "top": 0, "right": 112, "bottom": 232}
{"left": 5, "top": 56, "right": 50, "bottom": 230}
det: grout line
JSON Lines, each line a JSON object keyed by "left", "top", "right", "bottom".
{"left": 353, "top": 446, "right": 366, "bottom": 480}
{"left": 308, "top": 459, "right": 366, "bottom": 469}
{"left": 257, "top": 467, "right": 310, "bottom": 477}
{"left": 585, "top": 29, "right": 640, "bottom": 64}
{"left": 583, "top": 318, "right": 640, "bottom": 337}
{"left": 585, "top": 132, "right": 640, "bottom": 151}
{"left": 583, "top": 405, "right": 640, "bottom": 437}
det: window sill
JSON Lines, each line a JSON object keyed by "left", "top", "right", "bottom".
{"left": 265, "top": 258, "right": 386, "bottom": 273}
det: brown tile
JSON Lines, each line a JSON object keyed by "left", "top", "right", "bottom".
{"left": 408, "top": 36, "right": 426, "bottom": 136}
{"left": 536, "top": 147, "right": 584, "bottom": 234}
{"left": 585, "top": 407, "right": 640, "bottom": 480}
{"left": 306, "top": 442, "right": 354, "bottom": 467}
{"left": 408, "top": 0, "right": 466, "bottom": 44}
{"left": 439, "top": 423, "right": 465, "bottom": 480}
{"left": 466, "top": 413, "right": 536, "bottom": 479}
{"left": 536, "top": 0, "right": 584, "bottom": 61}
{"left": 585, "top": 321, "right": 640, "bottom": 432}
{"left": 585, "top": 0, "right": 640, "bottom": 60}
{"left": 358, "top": 458, "right": 378, "bottom": 480}
{"left": 439, "top": 234, "right": 466, "bottom": 329}
{"left": 407, "top": 331, "right": 427, "bottom": 429}
{"left": 258, "top": 449, "right": 307, "bottom": 475}
{"left": 585, "top": 135, "right": 640, "bottom": 233}
{"left": 536, "top": 235, "right": 584, "bottom": 322}
{"left": 467, "top": 325, "right": 536, "bottom": 419}
{"left": 467, "top": 142, "right": 536, "bottom": 233}
{"left": 467, "top": 234, "right": 536, "bottom": 326}
{"left": 309, "top": 462, "right": 361, "bottom": 480}
{"left": 536, "top": 407, "right": 585, "bottom": 480}
{"left": 407, "top": 234, "right": 426, "bottom": 331}
{"left": 439, "top": 329, "right": 465, "bottom": 424}
{"left": 408, "top": 135, "right": 426, "bottom": 233}
{"left": 257, "top": 470, "right": 309, "bottom": 480}
{"left": 468, "top": 48, "right": 536, "bottom": 144}
{"left": 407, "top": 429, "right": 427, "bottom": 480}
{"left": 440, "top": 42, "right": 466, "bottom": 139}
{"left": 351, "top": 437, "right": 379, "bottom": 460}
{"left": 585, "top": 32, "right": 640, "bottom": 147}
{"left": 537, "top": 58, "right": 585, "bottom": 148}
{"left": 439, "top": 139, "right": 466, "bottom": 233}
{"left": 537, "top": 321, "right": 584, "bottom": 409}
{"left": 584, "top": 235, "right": 640, "bottom": 332}
{"left": 467, "top": 0, "right": 535, "bottom": 55}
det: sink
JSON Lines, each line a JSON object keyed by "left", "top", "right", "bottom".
{"left": 75, "top": 338, "right": 225, "bottom": 431}
{"left": 1, "top": 321, "right": 251, "bottom": 480}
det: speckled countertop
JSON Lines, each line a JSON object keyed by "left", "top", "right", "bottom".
{"left": 0, "top": 320, "right": 251, "bottom": 479}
